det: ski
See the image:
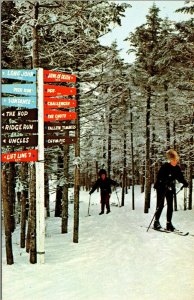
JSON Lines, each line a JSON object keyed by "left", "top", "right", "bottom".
{"left": 153, "top": 228, "right": 189, "bottom": 236}
{"left": 170, "top": 230, "right": 189, "bottom": 236}
{"left": 141, "top": 226, "right": 189, "bottom": 236}
{"left": 153, "top": 228, "right": 171, "bottom": 233}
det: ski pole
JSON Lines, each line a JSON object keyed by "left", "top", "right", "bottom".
{"left": 147, "top": 186, "right": 183, "bottom": 232}
{"left": 114, "top": 188, "right": 121, "bottom": 207}
{"left": 86, "top": 195, "right": 91, "bottom": 217}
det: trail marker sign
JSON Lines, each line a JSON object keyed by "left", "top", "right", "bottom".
{"left": 44, "top": 70, "right": 76, "bottom": 83}
{"left": 1, "top": 149, "right": 38, "bottom": 162}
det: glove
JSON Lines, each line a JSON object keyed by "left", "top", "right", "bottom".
{"left": 183, "top": 182, "right": 189, "bottom": 188}
{"left": 181, "top": 182, "right": 188, "bottom": 190}
{"left": 89, "top": 191, "right": 92, "bottom": 195}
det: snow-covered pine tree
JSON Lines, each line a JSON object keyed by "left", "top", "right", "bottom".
{"left": 127, "top": 4, "right": 163, "bottom": 213}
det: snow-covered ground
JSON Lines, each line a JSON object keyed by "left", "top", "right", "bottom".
{"left": 2, "top": 185, "right": 194, "bottom": 300}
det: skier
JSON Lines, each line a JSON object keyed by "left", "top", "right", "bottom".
{"left": 153, "top": 149, "right": 188, "bottom": 231}
{"left": 89, "top": 169, "right": 118, "bottom": 215}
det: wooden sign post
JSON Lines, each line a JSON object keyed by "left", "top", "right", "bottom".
{"left": 36, "top": 68, "right": 45, "bottom": 264}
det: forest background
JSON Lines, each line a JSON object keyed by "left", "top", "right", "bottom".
{"left": 1, "top": 0, "right": 194, "bottom": 265}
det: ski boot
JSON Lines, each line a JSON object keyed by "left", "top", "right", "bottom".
{"left": 99, "top": 211, "right": 104, "bottom": 215}
{"left": 166, "top": 222, "right": 175, "bottom": 232}
{"left": 153, "top": 220, "right": 162, "bottom": 230}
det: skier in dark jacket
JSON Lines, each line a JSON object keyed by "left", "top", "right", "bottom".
{"left": 89, "top": 169, "right": 118, "bottom": 215}
{"left": 154, "top": 149, "right": 188, "bottom": 231}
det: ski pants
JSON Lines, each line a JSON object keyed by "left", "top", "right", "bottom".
{"left": 100, "top": 192, "right": 110, "bottom": 213}
{"left": 155, "top": 188, "right": 174, "bottom": 223}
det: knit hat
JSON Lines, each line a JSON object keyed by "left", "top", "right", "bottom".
{"left": 99, "top": 169, "right": 107, "bottom": 176}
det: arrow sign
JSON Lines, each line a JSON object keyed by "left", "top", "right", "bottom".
{"left": 44, "top": 110, "right": 77, "bottom": 122}
{"left": 2, "top": 135, "right": 38, "bottom": 146}
{"left": 2, "top": 97, "right": 37, "bottom": 108}
{"left": 2, "top": 122, "right": 38, "bottom": 133}
{"left": 44, "top": 84, "right": 76, "bottom": 96}
{"left": 2, "top": 84, "right": 36, "bottom": 96}
{"left": 1, "top": 108, "right": 38, "bottom": 120}
{"left": 45, "top": 136, "right": 77, "bottom": 147}
{"left": 2, "top": 69, "right": 36, "bottom": 82}
{"left": 44, "top": 70, "right": 76, "bottom": 83}
{"left": 44, "top": 98, "right": 77, "bottom": 109}
{"left": 44, "top": 123, "right": 77, "bottom": 132}
{"left": 1, "top": 149, "right": 38, "bottom": 162}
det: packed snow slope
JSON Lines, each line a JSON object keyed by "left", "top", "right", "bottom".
{"left": 2, "top": 186, "right": 194, "bottom": 300}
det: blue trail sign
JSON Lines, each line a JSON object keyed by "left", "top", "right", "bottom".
{"left": 2, "top": 84, "right": 36, "bottom": 96}
{"left": 2, "top": 69, "right": 36, "bottom": 82}
{"left": 2, "top": 97, "right": 37, "bottom": 108}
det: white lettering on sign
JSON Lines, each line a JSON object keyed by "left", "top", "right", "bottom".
{"left": 7, "top": 153, "right": 17, "bottom": 160}
{"left": 5, "top": 124, "right": 22, "bottom": 131}
{"left": 4, "top": 111, "right": 16, "bottom": 117}
{"left": 47, "top": 89, "right": 56, "bottom": 93}
{"left": 47, "top": 101, "right": 71, "bottom": 106}
{"left": 7, "top": 70, "right": 34, "bottom": 77}
{"left": 55, "top": 114, "right": 67, "bottom": 119}
{"left": 47, "top": 138, "right": 65, "bottom": 143}
{"left": 17, "top": 110, "right": 29, "bottom": 117}
{"left": 23, "top": 124, "right": 33, "bottom": 130}
{"left": 8, "top": 98, "right": 32, "bottom": 104}
{"left": 47, "top": 126, "right": 61, "bottom": 130}
{"left": 8, "top": 137, "right": 29, "bottom": 144}
{"left": 47, "top": 73, "right": 71, "bottom": 80}
{"left": 62, "top": 125, "right": 76, "bottom": 130}
{"left": 13, "top": 88, "right": 23, "bottom": 92}
{"left": 23, "top": 88, "right": 33, "bottom": 93}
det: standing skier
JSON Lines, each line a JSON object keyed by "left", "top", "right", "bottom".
{"left": 153, "top": 149, "right": 188, "bottom": 231}
{"left": 89, "top": 169, "right": 118, "bottom": 215}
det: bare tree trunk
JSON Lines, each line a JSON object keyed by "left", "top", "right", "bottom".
{"left": 188, "top": 133, "right": 193, "bottom": 210}
{"left": 16, "top": 191, "right": 21, "bottom": 224}
{"left": 188, "top": 161, "right": 193, "bottom": 210}
{"left": 144, "top": 88, "right": 151, "bottom": 213}
{"left": 184, "top": 187, "right": 187, "bottom": 211}
{"left": 85, "top": 162, "right": 90, "bottom": 191}
{"left": 130, "top": 102, "right": 135, "bottom": 210}
{"left": 140, "top": 164, "right": 145, "bottom": 193}
{"left": 164, "top": 84, "right": 170, "bottom": 149}
{"left": 32, "top": 2, "right": 39, "bottom": 68}
{"left": 73, "top": 69, "right": 80, "bottom": 243}
{"left": 2, "top": 169, "right": 14, "bottom": 265}
{"left": 62, "top": 135, "right": 69, "bottom": 234}
{"left": 173, "top": 121, "right": 176, "bottom": 150}
{"left": 107, "top": 115, "right": 112, "bottom": 177}
{"left": 8, "top": 163, "right": 16, "bottom": 232}
{"left": 121, "top": 133, "right": 126, "bottom": 207}
{"left": 55, "top": 153, "right": 63, "bottom": 217}
{"left": 96, "top": 161, "right": 99, "bottom": 192}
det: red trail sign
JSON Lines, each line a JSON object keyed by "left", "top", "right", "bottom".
{"left": 44, "top": 85, "right": 76, "bottom": 96}
{"left": 44, "top": 70, "right": 76, "bottom": 83}
{"left": 44, "top": 98, "right": 77, "bottom": 109}
{"left": 1, "top": 149, "right": 38, "bottom": 162}
{"left": 44, "top": 110, "right": 77, "bottom": 122}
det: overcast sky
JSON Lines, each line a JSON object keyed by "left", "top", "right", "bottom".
{"left": 99, "top": 0, "right": 191, "bottom": 62}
